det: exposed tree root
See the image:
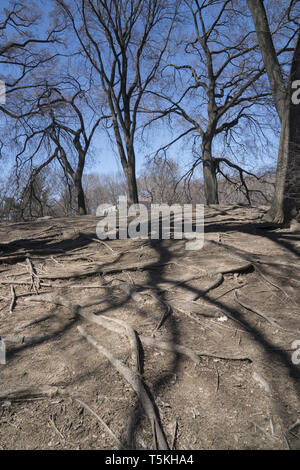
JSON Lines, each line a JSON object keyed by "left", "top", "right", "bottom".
{"left": 162, "top": 261, "right": 252, "bottom": 292}
{"left": 78, "top": 326, "right": 169, "bottom": 450}
{"left": 15, "top": 312, "right": 56, "bottom": 331}
{"left": 35, "top": 260, "right": 169, "bottom": 280}
{"left": 192, "top": 273, "right": 224, "bottom": 301}
{"left": 21, "top": 259, "right": 253, "bottom": 282}
{"left": 234, "top": 290, "right": 294, "bottom": 332}
{"left": 3, "top": 335, "right": 51, "bottom": 344}
{"left": 255, "top": 265, "right": 289, "bottom": 297}
{"left": 141, "top": 336, "right": 251, "bottom": 363}
{"left": 100, "top": 315, "right": 142, "bottom": 374}
{"left": 0, "top": 280, "right": 32, "bottom": 286}
{"left": 0, "top": 385, "right": 59, "bottom": 401}
{"left": 80, "top": 233, "right": 116, "bottom": 254}
{"left": 252, "top": 259, "right": 300, "bottom": 270}
{"left": 26, "top": 294, "right": 252, "bottom": 363}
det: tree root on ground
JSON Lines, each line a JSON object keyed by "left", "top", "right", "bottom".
{"left": 78, "top": 326, "right": 169, "bottom": 450}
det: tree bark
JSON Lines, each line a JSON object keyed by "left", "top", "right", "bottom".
{"left": 265, "top": 32, "right": 300, "bottom": 223}
{"left": 246, "top": 0, "right": 286, "bottom": 122}
{"left": 123, "top": 144, "right": 139, "bottom": 204}
{"left": 202, "top": 135, "right": 219, "bottom": 205}
{"left": 288, "top": 32, "right": 300, "bottom": 221}
{"left": 74, "top": 171, "right": 87, "bottom": 216}
{"left": 124, "top": 165, "right": 139, "bottom": 205}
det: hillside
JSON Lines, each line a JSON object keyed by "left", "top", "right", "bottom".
{"left": 0, "top": 205, "right": 299, "bottom": 450}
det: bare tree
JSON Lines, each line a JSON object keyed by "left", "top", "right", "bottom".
{"left": 143, "top": 0, "right": 290, "bottom": 205}
{"left": 56, "top": 0, "right": 179, "bottom": 203}
{"left": 84, "top": 171, "right": 127, "bottom": 213}
{"left": 138, "top": 156, "right": 185, "bottom": 204}
{"left": 12, "top": 79, "right": 108, "bottom": 215}
{"left": 0, "top": 1, "right": 64, "bottom": 119}
{"left": 247, "top": 0, "right": 300, "bottom": 223}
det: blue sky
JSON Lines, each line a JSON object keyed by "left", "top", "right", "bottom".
{"left": 0, "top": 0, "right": 282, "bottom": 181}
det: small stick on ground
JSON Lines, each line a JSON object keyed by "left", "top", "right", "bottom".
{"left": 74, "top": 398, "right": 126, "bottom": 449}
{"left": 9, "top": 286, "right": 16, "bottom": 314}
{"left": 168, "top": 302, "right": 220, "bottom": 335}
{"left": 26, "top": 258, "right": 40, "bottom": 293}
{"left": 214, "top": 363, "right": 220, "bottom": 393}
{"left": 49, "top": 414, "right": 65, "bottom": 441}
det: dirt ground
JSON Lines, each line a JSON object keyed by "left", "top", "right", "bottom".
{"left": 0, "top": 205, "right": 299, "bottom": 450}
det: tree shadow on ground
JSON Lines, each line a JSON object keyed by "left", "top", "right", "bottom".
{"left": 1, "top": 210, "right": 299, "bottom": 449}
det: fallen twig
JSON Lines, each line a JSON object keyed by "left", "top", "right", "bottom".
{"left": 9, "top": 286, "right": 16, "bottom": 314}
{"left": 154, "top": 302, "right": 172, "bottom": 331}
{"left": 26, "top": 258, "right": 40, "bottom": 294}
{"left": 49, "top": 414, "right": 65, "bottom": 441}
{"left": 74, "top": 398, "right": 126, "bottom": 449}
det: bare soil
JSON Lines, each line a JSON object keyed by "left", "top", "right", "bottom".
{"left": 0, "top": 205, "right": 299, "bottom": 450}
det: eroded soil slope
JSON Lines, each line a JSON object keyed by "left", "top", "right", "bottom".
{"left": 0, "top": 205, "right": 299, "bottom": 450}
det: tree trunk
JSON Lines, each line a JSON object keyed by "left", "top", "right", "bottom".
{"left": 124, "top": 165, "right": 139, "bottom": 204}
{"left": 265, "top": 32, "right": 300, "bottom": 224}
{"left": 202, "top": 136, "right": 219, "bottom": 205}
{"left": 247, "top": 0, "right": 300, "bottom": 224}
{"left": 123, "top": 144, "right": 139, "bottom": 204}
{"left": 246, "top": 0, "right": 286, "bottom": 122}
{"left": 74, "top": 172, "right": 87, "bottom": 216}
{"left": 266, "top": 110, "right": 290, "bottom": 223}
